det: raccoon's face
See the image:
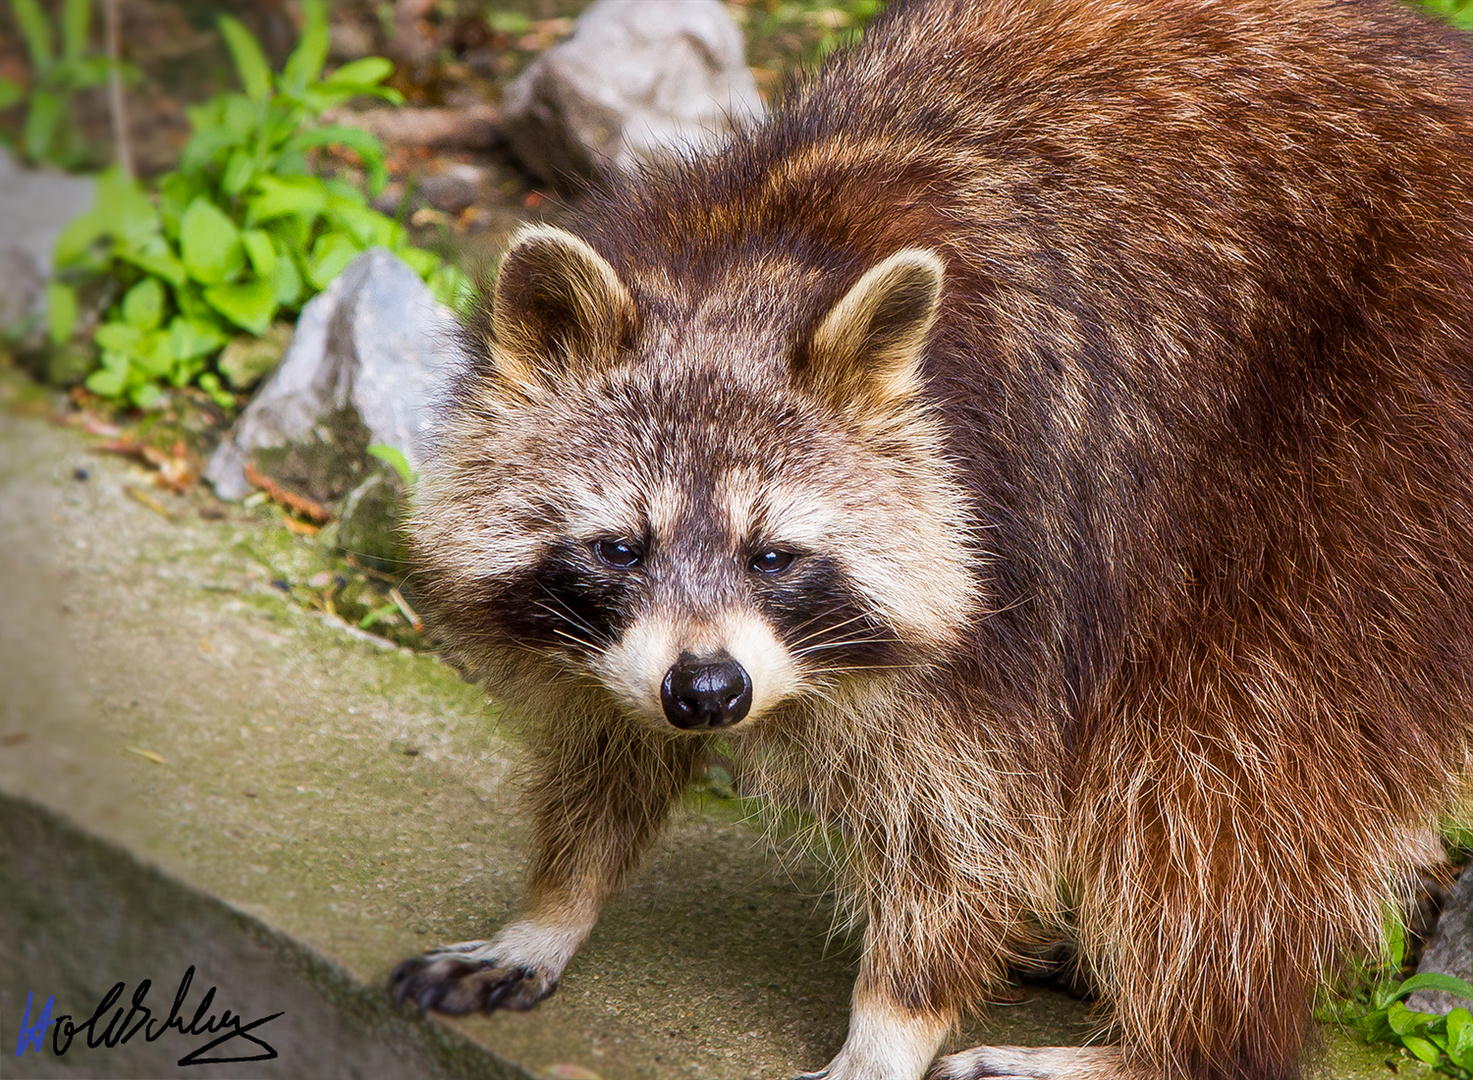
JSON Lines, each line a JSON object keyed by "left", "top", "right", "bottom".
{"left": 415, "top": 226, "right": 977, "bottom": 734}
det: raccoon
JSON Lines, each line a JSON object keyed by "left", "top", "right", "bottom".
{"left": 388, "top": 0, "right": 1473, "bottom": 1077}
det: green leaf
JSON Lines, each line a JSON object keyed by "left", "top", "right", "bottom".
{"left": 168, "top": 315, "right": 226, "bottom": 361}
{"left": 158, "top": 173, "right": 203, "bottom": 238}
{"left": 248, "top": 175, "right": 326, "bottom": 225}
{"left": 12, "top": 0, "right": 55, "bottom": 68}
{"left": 53, "top": 209, "right": 104, "bottom": 266}
{"left": 1388, "top": 1001, "right": 1437, "bottom": 1036}
{"left": 220, "top": 149, "right": 258, "bottom": 197}
{"left": 218, "top": 16, "right": 273, "bottom": 103}
{"left": 367, "top": 444, "right": 416, "bottom": 486}
{"left": 0, "top": 78, "right": 22, "bottom": 110}
{"left": 180, "top": 198, "right": 244, "bottom": 285}
{"left": 1400, "top": 1034, "right": 1442, "bottom": 1064}
{"left": 222, "top": 94, "right": 258, "bottom": 141}
{"left": 184, "top": 97, "right": 223, "bottom": 133}
{"left": 23, "top": 90, "right": 63, "bottom": 161}
{"left": 306, "top": 231, "right": 360, "bottom": 291}
{"left": 84, "top": 364, "right": 128, "bottom": 398}
{"left": 94, "top": 321, "right": 140, "bottom": 354}
{"left": 1449, "top": 1008, "right": 1473, "bottom": 1058}
{"left": 270, "top": 247, "right": 303, "bottom": 306}
{"left": 283, "top": 0, "right": 330, "bottom": 90}
{"left": 122, "top": 278, "right": 167, "bottom": 331}
{"left": 326, "top": 198, "right": 398, "bottom": 248}
{"left": 324, "top": 57, "right": 394, "bottom": 89}
{"left": 204, "top": 276, "right": 277, "bottom": 335}
{"left": 1385, "top": 913, "right": 1407, "bottom": 972}
{"left": 117, "top": 235, "right": 187, "bottom": 288}
{"left": 131, "top": 380, "right": 163, "bottom": 408}
{"left": 95, "top": 167, "right": 160, "bottom": 245}
{"left": 240, "top": 229, "right": 277, "bottom": 278}
{"left": 1390, "top": 973, "right": 1473, "bottom": 1004}
{"left": 284, "top": 125, "right": 388, "bottom": 195}
{"left": 197, "top": 372, "right": 236, "bottom": 410}
{"left": 132, "top": 328, "right": 175, "bottom": 377}
{"left": 62, "top": 0, "right": 92, "bottom": 63}
{"left": 179, "top": 127, "right": 235, "bottom": 177}
{"left": 46, "top": 282, "right": 79, "bottom": 346}
{"left": 173, "top": 280, "right": 217, "bottom": 324}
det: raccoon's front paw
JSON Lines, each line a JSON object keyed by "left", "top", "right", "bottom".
{"left": 389, "top": 942, "right": 556, "bottom": 1015}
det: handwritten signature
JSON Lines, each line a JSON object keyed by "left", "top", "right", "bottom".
{"left": 15, "top": 965, "right": 283, "bottom": 1066}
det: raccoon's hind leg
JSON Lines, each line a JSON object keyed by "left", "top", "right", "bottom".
{"left": 1069, "top": 649, "right": 1435, "bottom": 1080}
{"left": 927, "top": 1046, "right": 1126, "bottom": 1080}
{"left": 391, "top": 719, "right": 704, "bottom": 1015}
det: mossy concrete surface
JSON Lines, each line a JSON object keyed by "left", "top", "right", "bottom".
{"left": 0, "top": 410, "right": 1397, "bottom": 1080}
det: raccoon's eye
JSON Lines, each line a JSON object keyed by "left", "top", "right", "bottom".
{"left": 593, "top": 538, "right": 643, "bottom": 569}
{"left": 749, "top": 549, "right": 797, "bottom": 575}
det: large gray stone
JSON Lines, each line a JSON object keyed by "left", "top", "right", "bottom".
{"left": 0, "top": 147, "right": 96, "bottom": 336}
{"left": 1408, "top": 863, "right": 1473, "bottom": 1014}
{"left": 206, "top": 248, "right": 461, "bottom": 502}
{"left": 502, "top": 0, "right": 766, "bottom": 185}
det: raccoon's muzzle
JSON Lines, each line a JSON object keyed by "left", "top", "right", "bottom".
{"left": 660, "top": 653, "right": 753, "bottom": 730}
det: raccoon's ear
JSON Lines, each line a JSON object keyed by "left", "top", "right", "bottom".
{"left": 489, "top": 225, "right": 636, "bottom": 392}
{"left": 800, "top": 248, "right": 944, "bottom": 414}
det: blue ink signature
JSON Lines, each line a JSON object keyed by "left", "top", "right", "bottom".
{"left": 15, "top": 966, "right": 283, "bottom": 1066}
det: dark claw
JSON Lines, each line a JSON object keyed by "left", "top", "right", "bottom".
{"left": 388, "top": 953, "right": 555, "bottom": 1016}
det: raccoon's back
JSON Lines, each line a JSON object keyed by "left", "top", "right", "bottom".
{"left": 577, "top": 0, "right": 1473, "bottom": 736}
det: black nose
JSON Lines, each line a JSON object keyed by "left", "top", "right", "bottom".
{"left": 660, "top": 654, "right": 753, "bottom": 730}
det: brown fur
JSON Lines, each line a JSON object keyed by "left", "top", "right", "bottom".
{"left": 397, "top": 1, "right": 1473, "bottom": 1078}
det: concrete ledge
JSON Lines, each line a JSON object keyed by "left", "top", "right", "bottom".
{"left": 0, "top": 408, "right": 1392, "bottom": 1079}
{"left": 2, "top": 792, "right": 527, "bottom": 1080}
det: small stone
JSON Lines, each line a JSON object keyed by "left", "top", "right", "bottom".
{"left": 0, "top": 148, "right": 97, "bottom": 342}
{"left": 1407, "top": 861, "right": 1473, "bottom": 1014}
{"left": 206, "top": 248, "right": 462, "bottom": 502}
{"left": 371, "top": 180, "right": 407, "bottom": 217}
{"left": 417, "top": 163, "right": 484, "bottom": 215}
{"left": 72, "top": 467, "right": 89, "bottom": 482}
{"left": 501, "top": 0, "right": 766, "bottom": 185}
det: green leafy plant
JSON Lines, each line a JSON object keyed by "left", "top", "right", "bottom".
{"left": 5, "top": 0, "right": 116, "bottom": 166}
{"left": 1416, "top": 0, "right": 1473, "bottom": 30}
{"left": 49, "top": 0, "right": 470, "bottom": 408}
{"left": 1322, "top": 914, "right": 1473, "bottom": 1076}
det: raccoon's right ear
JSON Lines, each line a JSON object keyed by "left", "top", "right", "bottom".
{"left": 488, "top": 225, "right": 636, "bottom": 393}
{"left": 799, "top": 248, "right": 944, "bottom": 416}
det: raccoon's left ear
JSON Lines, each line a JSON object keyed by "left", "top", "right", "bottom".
{"left": 488, "top": 224, "right": 636, "bottom": 393}
{"left": 799, "top": 248, "right": 944, "bottom": 414}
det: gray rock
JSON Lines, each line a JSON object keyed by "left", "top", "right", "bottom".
{"left": 206, "top": 248, "right": 461, "bottom": 502}
{"left": 502, "top": 0, "right": 766, "bottom": 185}
{"left": 1408, "top": 862, "right": 1473, "bottom": 1015}
{"left": 0, "top": 147, "right": 96, "bottom": 336}
{"left": 417, "top": 162, "right": 485, "bottom": 215}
